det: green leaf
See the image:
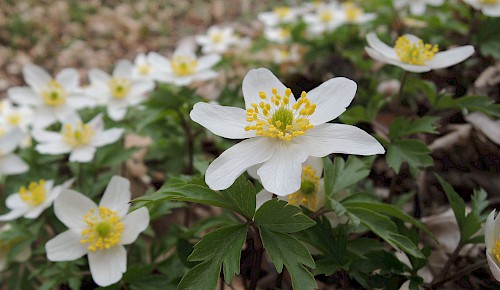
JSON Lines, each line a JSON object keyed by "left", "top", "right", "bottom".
{"left": 323, "top": 156, "right": 373, "bottom": 197}
{"left": 178, "top": 224, "right": 248, "bottom": 289}
{"left": 434, "top": 95, "right": 500, "bottom": 118}
{"left": 255, "top": 199, "right": 316, "bottom": 233}
{"left": 219, "top": 176, "right": 256, "bottom": 219}
{"left": 388, "top": 116, "right": 439, "bottom": 140}
{"left": 386, "top": 140, "right": 433, "bottom": 175}
{"left": 343, "top": 202, "right": 435, "bottom": 240}
{"left": 471, "top": 188, "right": 489, "bottom": 221}
{"left": 436, "top": 175, "right": 465, "bottom": 231}
{"left": 346, "top": 207, "right": 424, "bottom": 258}
{"left": 260, "top": 228, "right": 317, "bottom": 290}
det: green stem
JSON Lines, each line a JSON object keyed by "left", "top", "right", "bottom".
{"left": 430, "top": 259, "right": 487, "bottom": 289}
{"left": 248, "top": 223, "right": 263, "bottom": 290}
{"left": 397, "top": 70, "right": 409, "bottom": 102}
{"left": 432, "top": 240, "right": 464, "bottom": 285}
{"left": 176, "top": 108, "right": 194, "bottom": 175}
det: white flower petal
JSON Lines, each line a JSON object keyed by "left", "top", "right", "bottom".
{"left": 0, "top": 209, "right": 26, "bottom": 221}
{"left": 365, "top": 47, "right": 431, "bottom": 73}
{"left": 100, "top": 176, "right": 131, "bottom": 218}
{"left": 6, "top": 194, "right": 25, "bottom": 209}
{"left": 120, "top": 207, "right": 149, "bottom": 245}
{"left": 483, "top": 5, "right": 500, "bottom": 17}
{"left": 113, "top": 60, "right": 133, "bottom": 78}
{"left": 91, "top": 128, "right": 124, "bottom": 147}
{"left": 206, "top": 137, "right": 276, "bottom": 190}
{"left": 46, "top": 230, "right": 87, "bottom": 261}
{"left": 23, "top": 64, "right": 51, "bottom": 91}
{"left": 196, "top": 54, "right": 221, "bottom": 72}
{"left": 36, "top": 142, "right": 72, "bottom": 155}
{"left": 410, "top": 2, "right": 426, "bottom": 15}
{"left": 242, "top": 68, "right": 291, "bottom": 110}
{"left": 257, "top": 142, "right": 308, "bottom": 196}
{"left": 54, "top": 189, "right": 97, "bottom": 232}
{"left": 88, "top": 246, "right": 126, "bottom": 287}
{"left": 88, "top": 69, "right": 111, "bottom": 87}
{"left": 0, "top": 128, "right": 23, "bottom": 154}
{"left": 486, "top": 210, "right": 496, "bottom": 250}
{"left": 256, "top": 189, "right": 274, "bottom": 210}
{"left": 192, "top": 70, "right": 218, "bottom": 81}
{"left": 107, "top": 103, "right": 128, "bottom": 121}
{"left": 295, "top": 123, "right": 385, "bottom": 157}
{"left": 24, "top": 205, "right": 49, "bottom": 219}
{"left": 56, "top": 68, "right": 80, "bottom": 91}
{"left": 307, "top": 77, "right": 357, "bottom": 126}
{"left": 149, "top": 52, "right": 172, "bottom": 73}
{"left": 66, "top": 95, "right": 95, "bottom": 109}
{"left": 32, "top": 107, "right": 58, "bottom": 129}
{"left": 304, "top": 156, "right": 323, "bottom": 177}
{"left": 495, "top": 210, "right": 500, "bottom": 246}
{"left": 487, "top": 252, "right": 500, "bottom": 282}
{"left": 8, "top": 87, "right": 42, "bottom": 106}
{"left": 190, "top": 102, "right": 255, "bottom": 139}
{"left": 32, "top": 129, "right": 62, "bottom": 143}
{"left": 69, "top": 146, "right": 96, "bottom": 163}
{"left": 129, "top": 80, "right": 154, "bottom": 96}
{"left": 0, "top": 154, "right": 29, "bottom": 175}
{"left": 366, "top": 33, "right": 398, "bottom": 60}
{"left": 427, "top": 0, "right": 444, "bottom": 5}
{"left": 425, "top": 46, "right": 474, "bottom": 70}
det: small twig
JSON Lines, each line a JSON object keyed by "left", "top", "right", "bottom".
{"left": 388, "top": 170, "right": 399, "bottom": 202}
{"left": 248, "top": 223, "right": 263, "bottom": 290}
{"left": 309, "top": 206, "right": 330, "bottom": 220}
{"left": 432, "top": 240, "right": 464, "bottom": 285}
{"left": 430, "top": 259, "right": 487, "bottom": 289}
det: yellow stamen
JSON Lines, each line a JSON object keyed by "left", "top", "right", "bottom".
{"left": 108, "top": 78, "right": 132, "bottom": 99}
{"left": 319, "top": 11, "right": 333, "bottom": 23}
{"left": 80, "top": 206, "right": 124, "bottom": 252}
{"left": 394, "top": 35, "right": 439, "bottom": 65}
{"left": 274, "top": 7, "right": 291, "bottom": 19}
{"left": 6, "top": 113, "right": 20, "bottom": 126}
{"left": 478, "top": 0, "right": 497, "bottom": 3}
{"left": 137, "top": 63, "right": 151, "bottom": 75}
{"left": 62, "top": 122, "right": 95, "bottom": 147}
{"left": 19, "top": 180, "right": 47, "bottom": 206}
{"left": 171, "top": 55, "right": 198, "bottom": 76}
{"left": 244, "top": 88, "right": 315, "bottom": 141}
{"left": 211, "top": 32, "right": 223, "bottom": 43}
{"left": 288, "top": 166, "right": 320, "bottom": 210}
{"left": 41, "top": 80, "right": 67, "bottom": 106}
{"left": 345, "top": 2, "right": 362, "bottom": 21}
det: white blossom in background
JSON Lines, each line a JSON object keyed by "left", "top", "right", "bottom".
{"left": 0, "top": 179, "right": 74, "bottom": 221}
{"left": 190, "top": 68, "right": 385, "bottom": 196}
{"left": 485, "top": 210, "right": 500, "bottom": 282}
{"left": 0, "top": 224, "right": 31, "bottom": 270}
{"left": 0, "top": 99, "right": 33, "bottom": 147}
{"left": 365, "top": 32, "right": 475, "bottom": 73}
{"left": 88, "top": 60, "right": 155, "bottom": 121}
{"left": 393, "top": 0, "right": 444, "bottom": 15}
{"left": 258, "top": 6, "right": 302, "bottom": 27}
{"left": 303, "top": 3, "right": 345, "bottom": 35}
{"left": 264, "top": 26, "right": 292, "bottom": 44}
{"left": 150, "top": 44, "right": 221, "bottom": 86}
{"left": 8, "top": 64, "right": 94, "bottom": 129}
{"left": 46, "top": 176, "right": 149, "bottom": 287}
{"left": 131, "top": 52, "right": 158, "bottom": 81}
{"left": 0, "top": 128, "right": 28, "bottom": 176}
{"left": 340, "top": 2, "right": 376, "bottom": 24}
{"left": 463, "top": 0, "right": 500, "bottom": 17}
{"left": 196, "top": 26, "right": 239, "bottom": 54}
{"left": 32, "top": 113, "right": 124, "bottom": 163}
{"left": 271, "top": 45, "right": 301, "bottom": 64}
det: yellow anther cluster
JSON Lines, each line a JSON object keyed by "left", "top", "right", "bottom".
{"left": 171, "top": 55, "right": 198, "bottom": 76}
{"left": 6, "top": 113, "right": 21, "bottom": 126}
{"left": 138, "top": 63, "right": 151, "bottom": 75}
{"left": 80, "top": 206, "right": 124, "bottom": 252}
{"left": 41, "top": 80, "right": 67, "bottom": 106}
{"left": 108, "top": 77, "right": 132, "bottom": 99}
{"left": 210, "top": 32, "right": 223, "bottom": 43}
{"left": 19, "top": 180, "right": 47, "bottom": 206}
{"left": 319, "top": 11, "right": 333, "bottom": 23}
{"left": 62, "top": 122, "right": 95, "bottom": 147}
{"left": 279, "top": 28, "right": 291, "bottom": 39}
{"left": 493, "top": 235, "right": 500, "bottom": 263}
{"left": 244, "top": 88, "right": 315, "bottom": 141}
{"left": 479, "top": 0, "right": 498, "bottom": 3}
{"left": 345, "top": 2, "right": 362, "bottom": 21}
{"left": 394, "top": 36, "right": 439, "bottom": 65}
{"left": 288, "top": 166, "right": 320, "bottom": 210}
{"left": 274, "top": 7, "right": 291, "bottom": 19}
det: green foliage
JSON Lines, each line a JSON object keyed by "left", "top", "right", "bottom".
{"left": 388, "top": 116, "right": 439, "bottom": 140}
{"left": 254, "top": 199, "right": 316, "bottom": 233}
{"left": 386, "top": 139, "right": 433, "bottom": 175}
{"left": 323, "top": 156, "right": 374, "bottom": 198}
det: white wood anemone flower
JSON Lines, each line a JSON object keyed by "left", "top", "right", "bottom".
{"left": 365, "top": 33, "right": 475, "bottom": 73}
{"left": 264, "top": 26, "right": 292, "bottom": 44}
{"left": 271, "top": 45, "right": 301, "bottom": 64}
{"left": 196, "top": 26, "right": 240, "bottom": 54}
{"left": 0, "top": 128, "right": 29, "bottom": 176}
{"left": 190, "top": 68, "right": 385, "bottom": 196}
{"left": 0, "top": 224, "right": 32, "bottom": 270}
{"left": 88, "top": 60, "right": 155, "bottom": 121}
{"left": 32, "top": 113, "right": 124, "bottom": 163}
{"left": 340, "top": 2, "right": 376, "bottom": 24}
{"left": 303, "top": 3, "right": 345, "bottom": 35}
{"left": 463, "top": 0, "right": 500, "bottom": 17}
{"left": 0, "top": 99, "right": 33, "bottom": 147}
{"left": 45, "top": 176, "right": 150, "bottom": 287}
{"left": 485, "top": 210, "right": 500, "bottom": 282}
{"left": 258, "top": 6, "right": 302, "bottom": 27}
{"left": 150, "top": 44, "right": 221, "bottom": 86}
{"left": 393, "top": 0, "right": 444, "bottom": 15}
{"left": 0, "top": 179, "right": 74, "bottom": 221}
{"left": 131, "top": 52, "right": 158, "bottom": 81}
{"left": 8, "top": 64, "right": 94, "bottom": 129}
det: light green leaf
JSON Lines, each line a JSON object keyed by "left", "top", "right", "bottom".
{"left": 388, "top": 116, "right": 439, "bottom": 140}
{"left": 255, "top": 199, "right": 316, "bottom": 233}
{"left": 177, "top": 260, "right": 220, "bottom": 290}
{"left": 260, "top": 228, "right": 317, "bottom": 290}
{"left": 323, "top": 156, "right": 373, "bottom": 197}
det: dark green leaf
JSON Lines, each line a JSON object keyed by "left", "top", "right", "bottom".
{"left": 324, "top": 156, "right": 373, "bottom": 197}
{"left": 255, "top": 199, "right": 315, "bottom": 233}
{"left": 436, "top": 175, "right": 465, "bottom": 231}
{"left": 220, "top": 176, "right": 256, "bottom": 219}
{"left": 386, "top": 140, "right": 433, "bottom": 175}
{"left": 388, "top": 116, "right": 439, "bottom": 140}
